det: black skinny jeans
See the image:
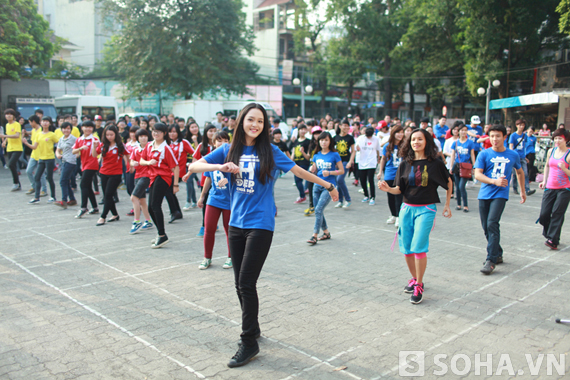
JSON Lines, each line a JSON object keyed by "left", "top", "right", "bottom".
{"left": 228, "top": 226, "right": 274, "bottom": 347}
{"left": 8, "top": 151, "right": 22, "bottom": 185}
{"left": 385, "top": 179, "right": 403, "bottom": 217}
{"left": 100, "top": 174, "right": 122, "bottom": 218}
{"left": 539, "top": 188, "right": 570, "bottom": 245}
{"left": 148, "top": 176, "right": 171, "bottom": 236}
{"left": 165, "top": 176, "right": 181, "bottom": 216}
{"left": 359, "top": 168, "right": 376, "bottom": 199}
{"left": 35, "top": 159, "right": 56, "bottom": 200}
{"left": 80, "top": 169, "right": 98, "bottom": 209}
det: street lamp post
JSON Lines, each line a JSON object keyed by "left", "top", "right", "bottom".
{"left": 477, "top": 79, "right": 501, "bottom": 125}
{"left": 292, "top": 77, "right": 313, "bottom": 119}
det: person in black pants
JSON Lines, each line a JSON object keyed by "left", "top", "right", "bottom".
{"left": 93, "top": 125, "right": 128, "bottom": 226}
{"left": 140, "top": 123, "right": 179, "bottom": 248}
{"left": 189, "top": 103, "right": 339, "bottom": 368}
{"left": 72, "top": 121, "right": 101, "bottom": 218}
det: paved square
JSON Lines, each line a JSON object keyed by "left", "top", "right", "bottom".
{"left": 1, "top": 168, "right": 569, "bottom": 379}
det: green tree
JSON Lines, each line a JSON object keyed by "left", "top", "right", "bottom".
{"left": 459, "top": 0, "right": 564, "bottom": 98}
{"left": 293, "top": 0, "right": 331, "bottom": 116}
{"left": 330, "top": 0, "right": 405, "bottom": 117}
{"left": 100, "top": 0, "right": 258, "bottom": 99}
{"left": 558, "top": 0, "right": 570, "bottom": 34}
{"left": 394, "top": 0, "right": 468, "bottom": 116}
{"left": 0, "top": 0, "right": 55, "bottom": 81}
{"left": 325, "top": 36, "right": 367, "bottom": 111}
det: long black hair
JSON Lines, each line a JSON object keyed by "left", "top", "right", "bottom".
{"left": 101, "top": 125, "right": 125, "bottom": 156}
{"left": 386, "top": 125, "right": 404, "bottom": 159}
{"left": 225, "top": 102, "right": 275, "bottom": 185}
{"left": 399, "top": 128, "right": 439, "bottom": 164}
{"left": 201, "top": 123, "right": 217, "bottom": 157}
{"left": 313, "top": 131, "right": 336, "bottom": 154}
{"left": 184, "top": 121, "right": 202, "bottom": 146}
{"left": 168, "top": 124, "right": 183, "bottom": 143}
{"left": 152, "top": 122, "right": 170, "bottom": 145}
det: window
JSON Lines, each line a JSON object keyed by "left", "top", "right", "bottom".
{"left": 255, "top": 9, "right": 274, "bottom": 31}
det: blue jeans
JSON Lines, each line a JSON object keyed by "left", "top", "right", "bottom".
{"left": 26, "top": 157, "right": 47, "bottom": 192}
{"left": 454, "top": 173, "right": 469, "bottom": 208}
{"left": 336, "top": 161, "right": 351, "bottom": 202}
{"left": 60, "top": 162, "right": 77, "bottom": 202}
{"left": 479, "top": 198, "right": 507, "bottom": 264}
{"left": 313, "top": 184, "right": 332, "bottom": 234}
{"left": 294, "top": 163, "right": 309, "bottom": 198}
{"left": 35, "top": 159, "right": 56, "bottom": 200}
{"left": 186, "top": 173, "right": 198, "bottom": 203}
{"left": 512, "top": 158, "right": 529, "bottom": 193}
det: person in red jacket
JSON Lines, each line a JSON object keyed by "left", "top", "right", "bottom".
{"left": 92, "top": 125, "right": 129, "bottom": 226}
{"left": 72, "top": 121, "right": 100, "bottom": 218}
{"left": 140, "top": 122, "right": 180, "bottom": 248}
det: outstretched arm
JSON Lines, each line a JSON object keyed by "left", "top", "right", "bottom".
{"left": 290, "top": 165, "right": 339, "bottom": 201}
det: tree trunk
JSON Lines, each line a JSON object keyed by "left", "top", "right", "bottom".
{"left": 320, "top": 76, "right": 327, "bottom": 117}
{"left": 347, "top": 80, "right": 354, "bottom": 116}
{"left": 408, "top": 80, "right": 415, "bottom": 121}
{"left": 383, "top": 58, "right": 392, "bottom": 117}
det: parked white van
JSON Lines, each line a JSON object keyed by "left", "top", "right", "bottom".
{"left": 55, "top": 95, "right": 119, "bottom": 121}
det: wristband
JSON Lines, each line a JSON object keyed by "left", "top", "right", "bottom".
{"left": 173, "top": 184, "right": 179, "bottom": 187}
{"left": 327, "top": 183, "right": 335, "bottom": 192}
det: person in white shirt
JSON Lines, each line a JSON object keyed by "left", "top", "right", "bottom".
{"left": 356, "top": 127, "right": 381, "bottom": 205}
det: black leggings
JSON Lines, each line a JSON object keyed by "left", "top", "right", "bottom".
{"left": 100, "top": 174, "right": 122, "bottom": 218}
{"left": 307, "top": 182, "right": 314, "bottom": 208}
{"left": 228, "top": 227, "right": 273, "bottom": 347}
{"left": 385, "top": 179, "right": 403, "bottom": 216}
{"left": 201, "top": 191, "right": 209, "bottom": 227}
{"left": 8, "top": 151, "right": 22, "bottom": 185}
{"left": 359, "top": 168, "right": 376, "bottom": 199}
{"left": 35, "top": 159, "right": 56, "bottom": 199}
{"left": 80, "top": 169, "right": 98, "bottom": 209}
{"left": 165, "top": 176, "right": 181, "bottom": 215}
{"left": 148, "top": 176, "right": 171, "bottom": 236}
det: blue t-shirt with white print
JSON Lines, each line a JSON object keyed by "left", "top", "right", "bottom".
{"left": 475, "top": 148, "right": 521, "bottom": 200}
{"left": 382, "top": 144, "right": 402, "bottom": 181}
{"left": 312, "top": 151, "right": 342, "bottom": 186}
{"left": 204, "top": 143, "right": 295, "bottom": 231}
{"left": 205, "top": 170, "right": 231, "bottom": 210}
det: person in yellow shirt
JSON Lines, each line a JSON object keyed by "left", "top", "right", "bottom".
{"left": 24, "top": 115, "right": 47, "bottom": 196}
{"left": 0, "top": 109, "right": 23, "bottom": 191}
{"left": 22, "top": 116, "right": 59, "bottom": 204}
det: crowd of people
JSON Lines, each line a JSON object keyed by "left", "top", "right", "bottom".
{"left": 1, "top": 104, "right": 570, "bottom": 368}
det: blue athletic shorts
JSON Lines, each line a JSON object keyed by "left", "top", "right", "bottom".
{"left": 398, "top": 203, "right": 437, "bottom": 255}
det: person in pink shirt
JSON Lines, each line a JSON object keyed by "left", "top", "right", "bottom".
{"left": 538, "top": 128, "right": 570, "bottom": 250}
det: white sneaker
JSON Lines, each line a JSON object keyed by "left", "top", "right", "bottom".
{"left": 183, "top": 202, "right": 191, "bottom": 211}
{"left": 199, "top": 258, "right": 211, "bottom": 270}
{"left": 47, "top": 197, "right": 56, "bottom": 204}
{"left": 395, "top": 217, "right": 399, "bottom": 228}
{"left": 334, "top": 202, "right": 343, "bottom": 208}
{"left": 386, "top": 216, "right": 396, "bottom": 224}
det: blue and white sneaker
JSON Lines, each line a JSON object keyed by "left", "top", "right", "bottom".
{"left": 361, "top": 197, "right": 370, "bottom": 203}
{"left": 343, "top": 201, "right": 351, "bottom": 208}
{"left": 369, "top": 198, "right": 375, "bottom": 206}
{"left": 47, "top": 197, "right": 56, "bottom": 204}
{"left": 197, "top": 226, "right": 204, "bottom": 237}
{"left": 140, "top": 221, "right": 154, "bottom": 231}
{"left": 28, "top": 198, "right": 40, "bottom": 205}
{"left": 130, "top": 221, "right": 143, "bottom": 234}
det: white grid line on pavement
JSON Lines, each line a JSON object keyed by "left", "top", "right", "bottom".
{"left": 0, "top": 251, "right": 207, "bottom": 379}
{"left": 25, "top": 229, "right": 366, "bottom": 380}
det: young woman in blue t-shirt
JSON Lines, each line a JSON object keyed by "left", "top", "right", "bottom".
{"left": 307, "top": 131, "right": 344, "bottom": 245}
{"left": 189, "top": 103, "right": 339, "bottom": 368}
{"left": 448, "top": 123, "right": 476, "bottom": 212}
{"left": 378, "top": 125, "right": 404, "bottom": 227}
